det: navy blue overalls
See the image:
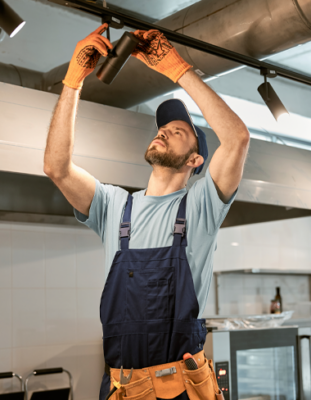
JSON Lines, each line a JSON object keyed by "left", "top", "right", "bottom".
{"left": 99, "top": 193, "right": 207, "bottom": 400}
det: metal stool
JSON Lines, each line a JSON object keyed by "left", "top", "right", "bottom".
{"left": 25, "top": 367, "right": 73, "bottom": 400}
{"left": 0, "top": 371, "right": 24, "bottom": 399}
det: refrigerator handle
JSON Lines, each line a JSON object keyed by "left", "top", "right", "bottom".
{"left": 297, "top": 334, "right": 311, "bottom": 400}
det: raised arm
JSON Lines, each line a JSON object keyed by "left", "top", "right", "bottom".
{"left": 130, "top": 29, "right": 249, "bottom": 204}
{"left": 44, "top": 85, "right": 96, "bottom": 216}
{"left": 43, "top": 23, "right": 113, "bottom": 216}
{"left": 178, "top": 70, "right": 250, "bottom": 204}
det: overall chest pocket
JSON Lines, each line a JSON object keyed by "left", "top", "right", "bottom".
{"left": 126, "top": 267, "right": 175, "bottom": 321}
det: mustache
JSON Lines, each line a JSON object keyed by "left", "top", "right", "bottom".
{"left": 151, "top": 137, "right": 167, "bottom": 147}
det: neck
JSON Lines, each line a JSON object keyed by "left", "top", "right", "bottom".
{"left": 145, "top": 166, "right": 189, "bottom": 196}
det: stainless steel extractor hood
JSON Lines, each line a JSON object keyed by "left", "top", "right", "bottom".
{"left": 0, "top": 83, "right": 311, "bottom": 227}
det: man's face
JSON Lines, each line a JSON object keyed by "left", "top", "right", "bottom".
{"left": 145, "top": 120, "right": 198, "bottom": 171}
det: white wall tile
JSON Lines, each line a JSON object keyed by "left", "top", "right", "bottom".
{"left": 0, "top": 348, "right": 13, "bottom": 393}
{"left": 74, "top": 343, "right": 104, "bottom": 400}
{"left": 0, "top": 230, "right": 11, "bottom": 288}
{"left": 219, "top": 274, "right": 244, "bottom": 290}
{"left": 243, "top": 274, "right": 264, "bottom": 290}
{"left": 12, "top": 231, "right": 44, "bottom": 288}
{"left": 77, "top": 289, "right": 103, "bottom": 343}
{"left": 12, "top": 346, "right": 47, "bottom": 372}
{"left": 0, "top": 289, "right": 12, "bottom": 349}
{"left": 0, "top": 348, "right": 12, "bottom": 371}
{"left": 76, "top": 235, "right": 105, "bottom": 288}
{"left": 46, "top": 289, "right": 77, "bottom": 346}
{"left": 12, "top": 289, "right": 45, "bottom": 347}
{"left": 45, "top": 233, "right": 76, "bottom": 288}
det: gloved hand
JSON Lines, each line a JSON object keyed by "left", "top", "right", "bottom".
{"left": 63, "top": 23, "right": 113, "bottom": 90}
{"left": 130, "top": 29, "right": 192, "bottom": 83}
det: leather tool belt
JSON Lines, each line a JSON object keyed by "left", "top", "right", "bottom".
{"left": 106, "top": 350, "right": 224, "bottom": 400}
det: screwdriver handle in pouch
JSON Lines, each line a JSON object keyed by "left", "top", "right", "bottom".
{"left": 183, "top": 353, "right": 198, "bottom": 370}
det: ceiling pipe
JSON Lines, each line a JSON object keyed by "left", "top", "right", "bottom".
{"left": 1, "top": 0, "right": 311, "bottom": 109}
{"left": 0, "top": 61, "right": 43, "bottom": 88}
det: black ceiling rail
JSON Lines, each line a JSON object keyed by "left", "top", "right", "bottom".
{"left": 50, "top": 0, "right": 311, "bottom": 87}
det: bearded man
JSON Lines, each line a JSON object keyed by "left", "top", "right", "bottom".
{"left": 44, "top": 23, "right": 249, "bottom": 400}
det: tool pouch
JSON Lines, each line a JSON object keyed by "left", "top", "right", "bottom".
{"left": 182, "top": 357, "right": 224, "bottom": 400}
{"left": 110, "top": 374, "right": 157, "bottom": 400}
{"left": 109, "top": 351, "right": 224, "bottom": 400}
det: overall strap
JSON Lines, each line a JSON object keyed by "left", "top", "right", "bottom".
{"left": 120, "top": 194, "right": 133, "bottom": 250}
{"left": 173, "top": 193, "right": 188, "bottom": 247}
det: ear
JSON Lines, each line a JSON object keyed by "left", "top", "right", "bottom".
{"left": 186, "top": 153, "right": 204, "bottom": 170}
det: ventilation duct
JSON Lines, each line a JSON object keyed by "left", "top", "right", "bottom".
{"left": 0, "top": 0, "right": 311, "bottom": 108}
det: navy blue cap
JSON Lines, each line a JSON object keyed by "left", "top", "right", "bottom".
{"left": 155, "top": 99, "right": 208, "bottom": 175}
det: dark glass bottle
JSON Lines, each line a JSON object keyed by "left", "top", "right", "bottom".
{"left": 274, "top": 287, "right": 282, "bottom": 314}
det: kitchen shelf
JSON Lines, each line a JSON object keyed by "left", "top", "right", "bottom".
{"left": 213, "top": 269, "right": 311, "bottom": 315}
{"left": 214, "top": 269, "right": 311, "bottom": 275}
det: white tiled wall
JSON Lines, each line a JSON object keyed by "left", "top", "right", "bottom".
{"left": 0, "top": 221, "right": 105, "bottom": 400}
{"left": 201, "top": 216, "right": 311, "bottom": 317}
{"left": 214, "top": 273, "right": 310, "bottom": 316}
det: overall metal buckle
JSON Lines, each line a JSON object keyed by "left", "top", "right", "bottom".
{"left": 174, "top": 218, "right": 186, "bottom": 237}
{"left": 119, "top": 222, "right": 131, "bottom": 239}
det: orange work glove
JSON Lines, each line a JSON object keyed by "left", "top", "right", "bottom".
{"left": 63, "top": 23, "right": 113, "bottom": 90}
{"left": 131, "top": 29, "right": 192, "bottom": 83}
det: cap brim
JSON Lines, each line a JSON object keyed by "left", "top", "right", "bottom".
{"left": 156, "top": 98, "right": 198, "bottom": 138}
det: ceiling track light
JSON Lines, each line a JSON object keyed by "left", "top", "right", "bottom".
{"left": 257, "top": 68, "right": 289, "bottom": 122}
{"left": 0, "top": 0, "right": 26, "bottom": 38}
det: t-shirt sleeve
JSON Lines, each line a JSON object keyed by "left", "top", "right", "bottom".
{"left": 188, "top": 164, "right": 238, "bottom": 234}
{"left": 73, "top": 177, "right": 116, "bottom": 240}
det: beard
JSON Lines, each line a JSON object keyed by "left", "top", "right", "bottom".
{"left": 145, "top": 139, "right": 196, "bottom": 170}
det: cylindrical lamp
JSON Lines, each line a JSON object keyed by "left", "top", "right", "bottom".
{"left": 0, "top": 0, "right": 26, "bottom": 38}
{"left": 257, "top": 81, "right": 289, "bottom": 121}
{"left": 97, "top": 31, "right": 140, "bottom": 84}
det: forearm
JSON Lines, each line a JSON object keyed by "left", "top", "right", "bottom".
{"left": 44, "top": 85, "right": 81, "bottom": 178}
{"left": 178, "top": 70, "right": 249, "bottom": 145}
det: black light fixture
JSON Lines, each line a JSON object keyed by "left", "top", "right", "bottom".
{"left": 0, "top": 0, "right": 26, "bottom": 38}
{"left": 93, "top": 15, "right": 142, "bottom": 85}
{"left": 257, "top": 68, "right": 289, "bottom": 122}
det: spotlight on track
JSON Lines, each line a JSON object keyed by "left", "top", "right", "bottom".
{"left": 0, "top": 0, "right": 26, "bottom": 38}
{"left": 257, "top": 68, "right": 289, "bottom": 122}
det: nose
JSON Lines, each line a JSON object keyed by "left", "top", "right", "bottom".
{"left": 158, "top": 129, "right": 167, "bottom": 139}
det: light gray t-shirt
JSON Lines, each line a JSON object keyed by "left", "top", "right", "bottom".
{"left": 74, "top": 165, "right": 237, "bottom": 318}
